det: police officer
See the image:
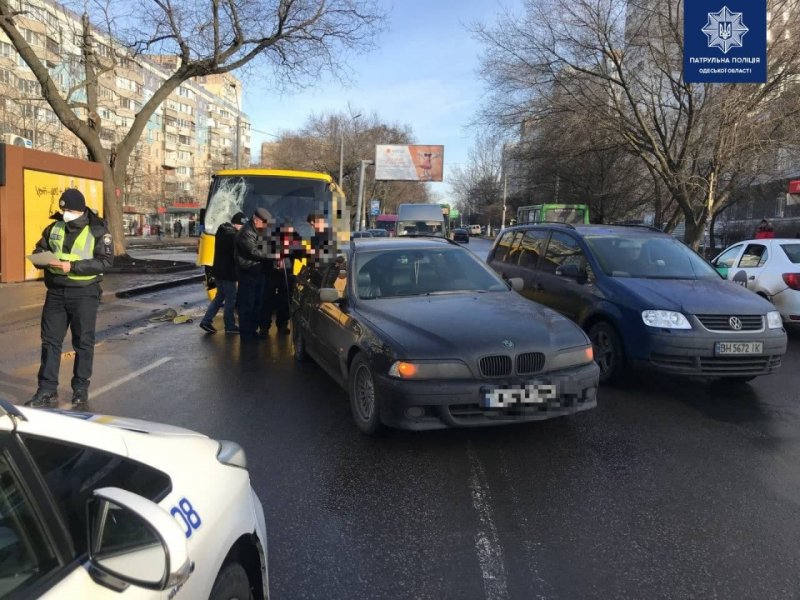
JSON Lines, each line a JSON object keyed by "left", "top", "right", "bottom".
{"left": 26, "top": 189, "right": 113, "bottom": 408}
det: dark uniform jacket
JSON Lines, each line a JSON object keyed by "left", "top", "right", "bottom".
{"left": 212, "top": 222, "right": 238, "bottom": 281}
{"left": 234, "top": 221, "right": 273, "bottom": 276}
{"left": 34, "top": 210, "right": 113, "bottom": 289}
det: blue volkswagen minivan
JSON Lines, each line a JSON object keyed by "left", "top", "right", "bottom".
{"left": 487, "top": 224, "right": 788, "bottom": 384}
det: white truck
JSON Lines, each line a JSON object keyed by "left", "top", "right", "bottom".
{"left": 396, "top": 204, "right": 450, "bottom": 239}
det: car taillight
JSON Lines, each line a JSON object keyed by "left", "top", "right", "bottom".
{"left": 783, "top": 273, "right": 800, "bottom": 290}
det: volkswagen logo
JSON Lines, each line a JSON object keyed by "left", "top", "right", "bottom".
{"left": 729, "top": 316, "right": 743, "bottom": 330}
{"left": 502, "top": 340, "right": 515, "bottom": 349}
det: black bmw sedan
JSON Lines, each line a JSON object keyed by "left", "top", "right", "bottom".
{"left": 291, "top": 237, "right": 600, "bottom": 435}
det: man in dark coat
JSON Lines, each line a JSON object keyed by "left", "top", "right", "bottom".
{"left": 26, "top": 189, "right": 113, "bottom": 408}
{"left": 235, "top": 207, "right": 275, "bottom": 341}
{"left": 200, "top": 212, "right": 245, "bottom": 334}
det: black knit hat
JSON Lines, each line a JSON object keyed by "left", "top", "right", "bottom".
{"left": 231, "top": 212, "right": 246, "bottom": 225}
{"left": 59, "top": 189, "right": 86, "bottom": 212}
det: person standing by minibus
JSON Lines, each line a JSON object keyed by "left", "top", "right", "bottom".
{"left": 235, "top": 208, "right": 274, "bottom": 341}
{"left": 26, "top": 189, "right": 113, "bottom": 408}
{"left": 200, "top": 212, "right": 245, "bottom": 334}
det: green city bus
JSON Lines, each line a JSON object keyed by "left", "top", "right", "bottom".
{"left": 516, "top": 204, "right": 590, "bottom": 225}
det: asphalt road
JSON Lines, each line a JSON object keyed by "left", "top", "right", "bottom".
{"left": 2, "top": 238, "right": 799, "bottom": 599}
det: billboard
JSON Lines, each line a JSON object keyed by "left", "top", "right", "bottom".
{"left": 23, "top": 169, "right": 103, "bottom": 280}
{"left": 374, "top": 145, "right": 444, "bottom": 182}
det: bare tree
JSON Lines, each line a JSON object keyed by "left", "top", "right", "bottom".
{"left": 474, "top": 0, "right": 800, "bottom": 247}
{"left": 449, "top": 132, "right": 503, "bottom": 225}
{"left": 0, "top": 0, "right": 384, "bottom": 254}
{"left": 265, "top": 110, "right": 432, "bottom": 221}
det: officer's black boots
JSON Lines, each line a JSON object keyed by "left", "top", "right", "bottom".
{"left": 71, "top": 389, "right": 89, "bottom": 407}
{"left": 26, "top": 390, "right": 58, "bottom": 408}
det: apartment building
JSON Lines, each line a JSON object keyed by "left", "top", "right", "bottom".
{"left": 0, "top": 0, "right": 251, "bottom": 231}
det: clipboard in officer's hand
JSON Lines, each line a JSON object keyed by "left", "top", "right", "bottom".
{"left": 26, "top": 251, "right": 58, "bottom": 268}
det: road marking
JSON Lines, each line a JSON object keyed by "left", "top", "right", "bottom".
{"left": 467, "top": 444, "right": 509, "bottom": 600}
{"left": 91, "top": 357, "right": 173, "bottom": 399}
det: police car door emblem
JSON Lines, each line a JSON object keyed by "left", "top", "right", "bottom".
{"left": 502, "top": 340, "right": 514, "bottom": 349}
{"left": 702, "top": 6, "right": 749, "bottom": 54}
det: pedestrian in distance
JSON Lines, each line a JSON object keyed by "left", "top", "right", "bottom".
{"left": 200, "top": 212, "right": 245, "bottom": 334}
{"left": 175, "top": 219, "right": 183, "bottom": 238}
{"left": 755, "top": 219, "right": 775, "bottom": 239}
{"left": 234, "top": 207, "right": 275, "bottom": 341}
{"left": 25, "top": 189, "right": 113, "bottom": 408}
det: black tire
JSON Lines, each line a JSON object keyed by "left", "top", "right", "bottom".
{"left": 292, "top": 321, "right": 307, "bottom": 362}
{"left": 588, "top": 322, "right": 624, "bottom": 384}
{"left": 348, "top": 354, "right": 385, "bottom": 436}
{"left": 210, "top": 562, "right": 251, "bottom": 600}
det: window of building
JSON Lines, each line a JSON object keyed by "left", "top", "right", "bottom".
{"left": 46, "top": 37, "right": 59, "bottom": 55}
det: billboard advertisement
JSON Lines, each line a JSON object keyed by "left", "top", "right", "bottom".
{"left": 23, "top": 169, "right": 103, "bottom": 280}
{"left": 374, "top": 145, "right": 444, "bottom": 182}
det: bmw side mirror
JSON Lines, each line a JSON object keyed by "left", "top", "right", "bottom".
{"left": 87, "top": 487, "right": 192, "bottom": 592}
{"left": 507, "top": 277, "right": 524, "bottom": 291}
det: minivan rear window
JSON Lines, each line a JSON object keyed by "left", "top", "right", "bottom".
{"left": 781, "top": 244, "right": 800, "bottom": 263}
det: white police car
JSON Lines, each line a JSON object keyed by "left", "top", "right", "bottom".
{"left": 0, "top": 399, "right": 268, "bottom": 599}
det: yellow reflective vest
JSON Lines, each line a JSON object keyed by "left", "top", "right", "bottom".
{"left": 47, "top": 222, "right": 99, "bottom": 282}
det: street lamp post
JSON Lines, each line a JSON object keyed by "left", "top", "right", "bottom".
{"left": 229, "top": 83, "right": 241, "bottom": 169}
{"left": 338, "top": 113, "right": 362, "bottom": 185}
{"left": 355, "top": 159, "right": 374, "bottom": 232}
{"left": 501, "top": 171, "right": 508, "bottom": 229}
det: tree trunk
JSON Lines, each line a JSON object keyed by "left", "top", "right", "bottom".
{"left": 102, "top": 164, "right": 128, "bottom": 256}
{"left": 683, "top": 214, "right": 708, "bottom": 251}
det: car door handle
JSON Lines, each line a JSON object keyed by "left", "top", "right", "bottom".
{"left": 748, "top": 276, "right": 755, "bottom": 280}
{"left": 533, "top": 283, "right": 544, "bottom": 292}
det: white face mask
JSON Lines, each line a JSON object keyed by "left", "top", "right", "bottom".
{"left": 63, "top": 210, "right": 82, "bottom": 223}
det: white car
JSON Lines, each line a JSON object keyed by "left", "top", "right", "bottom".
{"left": 712, "top": 238, "right": 800, "bottom": 324}
{"left": 0, "top": 400, "right": 268, "bottom": 599}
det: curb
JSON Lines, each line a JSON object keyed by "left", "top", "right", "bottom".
{"left": 110, "top": 273, "right": 205, "bottom": 299}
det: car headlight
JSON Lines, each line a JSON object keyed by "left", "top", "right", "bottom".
{"left": 388, "top": 360, "right": 472, "bottom": 379}
{"left": 767, "top": 310, "right": 783, "bottom": 329}
{"left": 641, "top": 310, "right": 692, "bottom": 329}
{"left": 547, "top": 346, "right": 594, "bottom": 371}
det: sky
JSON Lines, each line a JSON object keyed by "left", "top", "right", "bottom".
{"left": 239, "top": 0, "right": 519, "bottom": 202}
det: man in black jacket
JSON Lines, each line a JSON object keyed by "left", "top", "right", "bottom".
{"left": 199, "top": 212, "right": 245, "bottom": 334}
{"left": 235, "top": 207, "right": 275, "bottom": 341}
{"left": 26, "top": 189, "right": 113, "bottom": 408}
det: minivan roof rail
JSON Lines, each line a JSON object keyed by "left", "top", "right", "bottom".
{"left": 527, "top": 221, "right": 577, "bottom": 229}
{"left": 609, "top": 222, "right": 664, "bottom": 232}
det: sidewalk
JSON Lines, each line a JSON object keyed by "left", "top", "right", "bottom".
{"left": 0, "top": 247, "right": 204, "bottom": 311}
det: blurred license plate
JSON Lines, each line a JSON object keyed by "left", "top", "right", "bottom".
{"left": 483, "top": 383, "right": 557, "bottom": 408}
{"left": 715, "top": 342, "right": 763, "bottom": 355}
